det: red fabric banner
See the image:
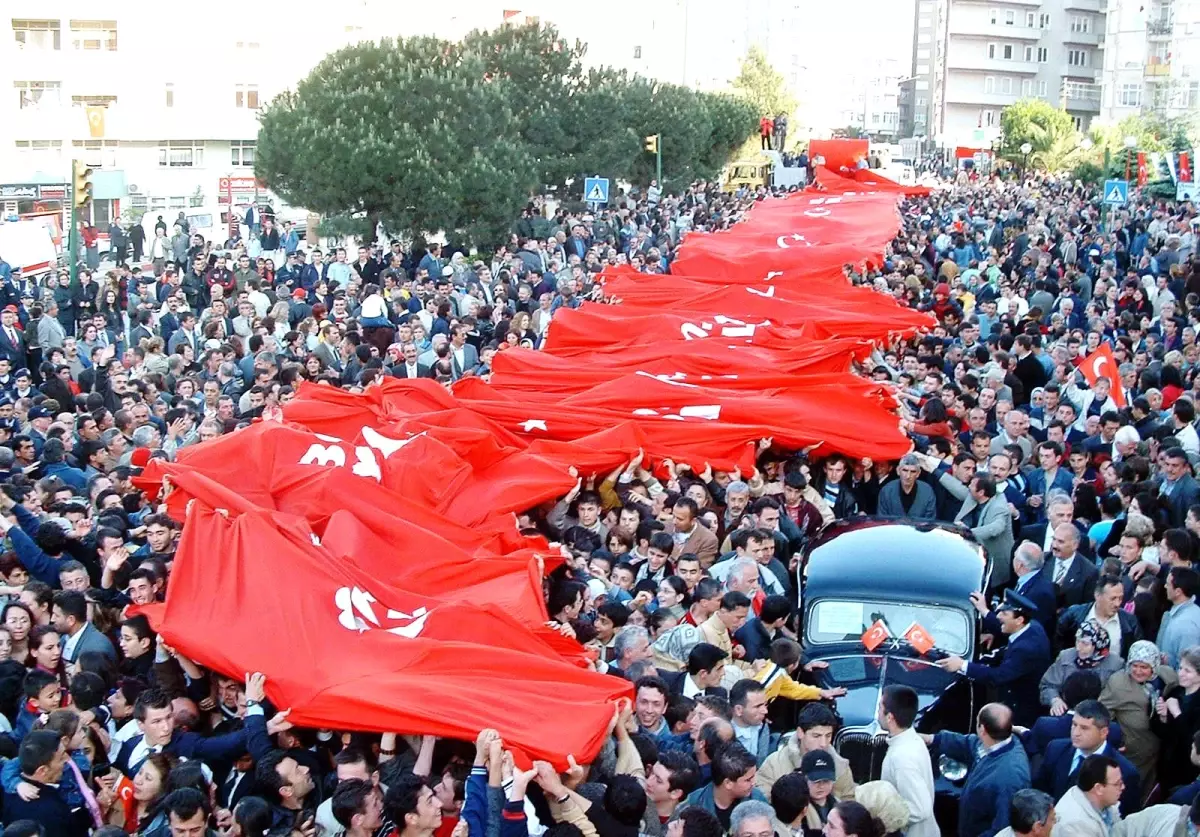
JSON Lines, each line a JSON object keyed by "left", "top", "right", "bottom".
{"left": 1180, "top": 152, "right": 1192, "bottom": 183}
{"left": 135, "top": 504, "right": 630, "bottom": 766}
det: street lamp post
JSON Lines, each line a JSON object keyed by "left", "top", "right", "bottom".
{"left": 1020, "top": 141, "right": 1032, "bottom": 179}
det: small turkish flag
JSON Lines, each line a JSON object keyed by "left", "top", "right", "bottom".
{"left": 903, "top": 622, "right": 935, "bottom": 656}
{"left": 1080, "top": 343, "right": 1126, "bottom": 409}
{"left": 861, "top": 619, "right": 891, "bottom": 652}
{"left": 1181, "top": 152, "right": 1192, "bottom": 183}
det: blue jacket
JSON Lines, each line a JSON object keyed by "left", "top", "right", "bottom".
{"left": 875, "top": 479, "right": 937, "bottom": 519}
{"left": 934, "top": 733, "right": 1029, "bottom": 837}
{"left": 1021, "top": 712, "right": 1124, "bottom": 757}
{"left": 965, "top": 622, "right": 1053, "bottom": 727}
{"left": 1024, "top": 468, "right": 1075, "bottom": 521}
{"left": 8, "top": 505, "right": 70, "bottom": 586}
{"left": 1034, "top": 738, "right": 1140, "bottom": 816}
{"left": 42, "top": 461, "right": 88, "bottom": 492}
{"left": 115, "top": 708, "right": 271, "bottom": 777}
{"left": 462, "top": 766, "right": 488, "bottom": 837}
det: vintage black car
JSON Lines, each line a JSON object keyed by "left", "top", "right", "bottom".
{"left": 797, "top": 518, "right": 991, "bottom": 817}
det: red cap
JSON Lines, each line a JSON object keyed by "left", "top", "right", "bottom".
{"left": 292, "top": 289, "right": 307, "bottom": 299}
{"left": 3, "top": 306, "right": 17, "bottom": 314}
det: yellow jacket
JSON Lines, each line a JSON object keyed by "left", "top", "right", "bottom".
{"left": 755, "top": 663, "right": 823, "bottom": 703}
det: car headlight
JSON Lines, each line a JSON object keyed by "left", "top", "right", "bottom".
{"left": 939, "top": 754, "right": 967, "bottom": 782}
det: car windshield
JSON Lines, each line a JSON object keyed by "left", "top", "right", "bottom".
{"left": 807, "top": 598, "right": 971, "bottom": 656}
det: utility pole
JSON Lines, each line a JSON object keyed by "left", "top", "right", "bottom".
{"left": 69, "top": 160, "right": 93, "bottom": 290}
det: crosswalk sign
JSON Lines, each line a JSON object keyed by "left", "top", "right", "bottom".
{"left": 1103, "top": 179, "right": 1129, "bottom": 205}
{"left": 584, "top": 176, "right": 610, "bottom": 205}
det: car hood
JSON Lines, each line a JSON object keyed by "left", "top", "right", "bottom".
{"left": 812, "top": 652, "right": 963, "bottom": 732}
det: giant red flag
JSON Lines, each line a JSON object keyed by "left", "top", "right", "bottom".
{"left": 136, "top": 504, "right": 630, "bottom": 766}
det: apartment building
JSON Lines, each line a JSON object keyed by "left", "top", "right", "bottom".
{"left": 1101, "top": 0, "right": 1200, "bottom": 120}
{"left": 899, "top": 0, "right": 947, "bottom": 142}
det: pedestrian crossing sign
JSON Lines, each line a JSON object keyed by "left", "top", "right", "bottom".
{"left": 584, "top": 176, "right": 610, "bottom": 205}
{"left": 1103, "top": 179, "right": 1128, "bottom": 205}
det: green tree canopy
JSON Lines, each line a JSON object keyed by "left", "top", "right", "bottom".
{"left": 731, "top": 46, "right": 796, "bottom": 118}
{"left": 999, "top": 99, "right": 1075, "bottom": 160}
{"left": 256, "top": 22, "right": 758, "bottom": 248}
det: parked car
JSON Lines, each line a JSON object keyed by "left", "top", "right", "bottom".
{"left": 797, "top": 518, "right": 991, "bottom": 820}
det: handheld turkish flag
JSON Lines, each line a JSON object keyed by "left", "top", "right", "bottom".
{"left": 1080, "top": 343, "right": 1126, "bottom": 408}
{"left": 861, "top": 619, "right": 892, "bottom": 652}
{"left": 903, "top": 622, "right": 936, "bottom": 656}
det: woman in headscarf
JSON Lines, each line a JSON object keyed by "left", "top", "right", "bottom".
{"left": 1101, "top": 639, "right": 1178, "bottom": 788}
{"left": 1040, "top": 620, "right": 1124, "bottom": 714}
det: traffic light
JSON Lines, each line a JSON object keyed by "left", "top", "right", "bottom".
{"left": 644, "top": 134, "right": 659, "bottom": 154}
{"left": 72, "top": 160, "right": 93, "bottom": 210}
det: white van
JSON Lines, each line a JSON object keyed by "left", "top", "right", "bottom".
{"left": 0, "top": 220, "right": 58, "bottom": 277}
{"left": 139, "top": 206, "right": 236, "bottom": 251}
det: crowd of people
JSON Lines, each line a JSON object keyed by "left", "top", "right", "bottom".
{"left": 0, "top": 159, "right": 1197, "bottom": 837}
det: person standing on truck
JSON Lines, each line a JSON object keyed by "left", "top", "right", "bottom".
{"left": 759, "top": 117, "right": 773, "bottom": 150}
{"left": 773, "top": 113, "right": 788, "bottom": 152}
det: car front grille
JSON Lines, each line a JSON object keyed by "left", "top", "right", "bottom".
{"left": 836, "top": 731, "right": 889, "bottom": 784}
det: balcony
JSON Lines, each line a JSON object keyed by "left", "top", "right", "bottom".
{"left": 950, "top": 21, "right": 1044, "bottom": 39}
{"left": 1147, "top": 19, "right": 1174, "bottom": 38}
{"left": 1063, "top": 0, "right": 1106, "bottom": 10}
{"left": 1146, "top": 61, "right": 1172, "bottom": 77}
{"left": 945, "top": 90, "right": 1021, "bottom": 107}
{"left": 946, "top": 54, "right": 1040, "bottom": 74}
{"left": 1065, "top": 94, "right": 1102, "bottom": 112}
{"left": 1064, "top": 30, "right": 1104, "bottom": 46}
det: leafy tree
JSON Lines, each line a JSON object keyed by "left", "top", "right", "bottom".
{"left": 999, "top": 99, "right": 1075, "bottom": 159}
{"left": 256, "top": 36, "right": 536, "bottom": 249}
{"left": 731, "top": 46, "right": 796, "bottom": 119}
{"left": 1029, "top": 121, "right": 1086, "bottom": 172}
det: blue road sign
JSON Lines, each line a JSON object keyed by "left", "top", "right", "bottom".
{"left": 1103, "top": 179, "right": 1129, "bottom": 205}
{"left": 584, "top": 176, "right": 610, "bottom": 204}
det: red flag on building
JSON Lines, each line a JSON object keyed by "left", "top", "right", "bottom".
{"left": 1080, "top": 342, "right": 1126, "bottom": 408}
{"left": 1137, "top": 152, "right": 1149, "bottom": 187}
{"left": 1180, "top": 152, "right": 1192, "bottom": 183}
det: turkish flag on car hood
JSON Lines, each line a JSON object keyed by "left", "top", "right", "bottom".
{"left": 134, "top": 504, "right": 630, "bottom": 766}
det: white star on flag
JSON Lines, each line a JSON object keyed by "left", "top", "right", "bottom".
{"left": 521, "top": 419, "right": 548, "bottom": 432}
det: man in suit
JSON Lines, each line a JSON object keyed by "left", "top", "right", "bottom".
{"left": 661, "top": 642, "right": 729, "bottom": 699}
{"left": 166, "top": 311, "right": 201, "bottom": 356}
{"left": 52, "top": 590, "right": 116, "bottom": 663}
{"left": 1018, "top": 495, "right": 1093, "bottom": 560}
{"left": 971, "top": 542, "right": 1058, "bottom": 639}
{"left": 1034, "top": 700, "right": 1140, "bottom": 816}
{"left": 0, "top": 306, "right": 26, "bottom": 369}
{"left": 876, "top": 454, "right": 937, "bottom": 519}
{"left": 1041, "top": 523, "right": 1099, "bottom": 611}
{"left": 937, "top": 470, "right": 1015, "bottom": 589}
{"left": 936, "top": 589, "right": 1053, "bottom": 727}
{"left": 1160, "top": 447, "right": 1200, "bottom": 528}
{"left": 447, "top": 324, "right": 479, "bottom": 380}
{"left": 1055, "top": 575, "right": 1142, "bottom": 660}
{"left": 391, "top": 343, "right": 430, "bottom": 379}
{"left": 115, "top": 679, "right": 274, "bottom": 778}
{"left": 3, "top": 730, "right": 89, "bottom": 837}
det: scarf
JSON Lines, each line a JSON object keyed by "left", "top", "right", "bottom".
{"left": 1075, "top": 619, "right": 1112, "bottom": 669}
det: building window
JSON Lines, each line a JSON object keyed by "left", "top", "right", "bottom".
{"left": 1038, "top": 80, "right": 1048, "bottom": 96}
{"left": 1073, "top": 115, "right": 1084, "bottom": 130}
{"left": 234, "top": 41, "right": 260, "bottom": 50}
{"left": 70, "top": 95, "right": 117, "bottom": 108}
{"left": 1070, "top": 15, "right": 1091, "bottom": 33}
{"left": 165, "top": 84, "right": 174, "bottom": 108}
{"left": 917, "top": 32, "right": 931, "bottom": 43}
{"left": 633, "top": 45, "right": 641, "bottom": 59}
{"left": 235, "top": 84, "right": 260, "bottom": 109}
{"left": 1068, "top": 49, "right": 1089, "bottom": 67}
{"left": 917, "top": 48, "right": 930, "bottom": 59}
{"left": 13, "top": 80, "right": 61, "bottom": 109}
{"left": 1037, "top": 47, "right": 1048, "bottom": 62}
{"left": 985, "top": 76, "right": 996, "bottom": 93}
{"left": 1002, "top": 44, "right": 1013, "bottom": 59}
{"left": 1025, "top": 11, "right": 1035, "bottom": 27}
{"left": 1119, "top": 83, "right": 1142, "bottom": 107}
{"left": 158, "top": 141, "right": 204, "bottom": 168}
{"left": 12, "top": 19, "right": 60, "bottom": 51}
{"left": 71, "top": 139, "right": 117, "bottom": 168}
{"left": 983, "top": 110, "right": 996, "bottom": 126}
{"left": 1022, "top": 79, "right": 1032, "bottom": 95}
{"left": 916, "top": 64, "right": 930, "bottom": 73}
{"left": 1004, "top": 9, "right": 1015, "bottom": 24}
{"left": 1001, "top": 77, "right": 1012, "bottom": 93}
{"left": 231, "top": 141, "right": 256, "bottom": 167}
{"left": 1039, "top": 13, "right": 1051, "bottom": 28}
{"left": 1024, "top": 45, "right": 1033, "bottom": 61}
{"left": 988, "top": 43, "right": 997, "bottom": 58}
{"left": 989, "top": 8, "right": 998, "bottom": 24}
{"left": 69, "top": 20, "right": 118, "bottom": 51}
{"left": 14, "top": 140, "right": 63, "bottom": 164}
